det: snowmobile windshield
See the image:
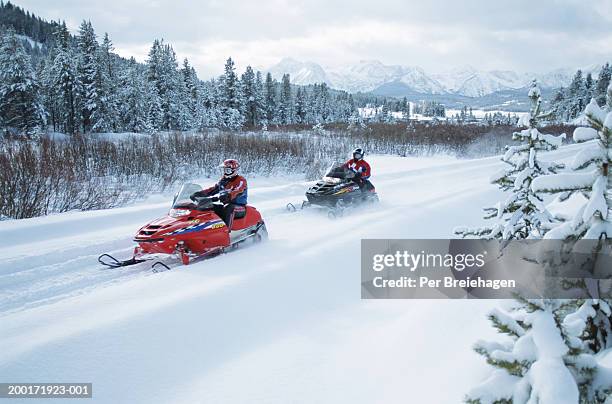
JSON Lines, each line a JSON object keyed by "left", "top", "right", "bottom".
{"left": 172, "top": 183, "right": 202, "bottom": 209}
{"left": 324, "top": 163, "right": 355, "bottom": 180}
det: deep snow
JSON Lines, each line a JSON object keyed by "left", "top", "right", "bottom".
{"left": 0, "top": 146, "right": 590, "bottom": 403}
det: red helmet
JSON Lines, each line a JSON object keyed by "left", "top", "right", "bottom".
{"left": 221, "top": 159, "right": 239, "bottom": 178}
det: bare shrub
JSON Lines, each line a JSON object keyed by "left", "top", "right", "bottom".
{"left": 2, "top": 123, "right": 570, "bottom": 219}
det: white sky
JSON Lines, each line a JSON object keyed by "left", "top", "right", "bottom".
{"left": 14, "top": 0, "right": 612, "bottom": 79}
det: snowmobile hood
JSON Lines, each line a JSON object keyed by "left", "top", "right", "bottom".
{"left": 135, "top": 210, "right": 223, "bottom": 241}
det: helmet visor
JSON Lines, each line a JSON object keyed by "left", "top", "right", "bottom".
{"left": 223, "top": 167, "right": 234, "bottom": 175}
{"left": 353, "top": 152, "right": 363, "bottom": 159}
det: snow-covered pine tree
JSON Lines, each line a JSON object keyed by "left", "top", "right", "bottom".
{"left": 294, "top": 87, "right": 307, "bottom": 124}
{"left": 197, "top": 79, "right": 221, "bottom": 129}
{"left": 567, "top": 70, "right": 588, "bottom": 121}
{"left": 117, "top": 57, "right": 149, "bottom": 133}
{"left": 318, "top": 82, "right": 332, "bottom": 123}
{"left": 586, "top": 73, "right": 595, "bottom": 104}
{"left": 220, "top": 57, "right": 244, "bottom": 130}
{"left": 77, "top": 20, "right": 104, "bottom": 133}
{"left": 278, "top": 73, "right": 293, "bottom": 125}
{"left": 595, "top": 63, "right": 611, "bottom": 108}
{"left": 253, "top": 71, "right": 266, "bottom": 127}
{"left": 466, "top": 298, "right": 612, "bottom": 403}
{"left": 146, "top": 40, "right": 187, "bottom": 131}
{"left": 241, "top": 65, "right": 257, "bottom": 127}
{"left": 455, "top": 81, "right": 565, "bottom": 239}
{"left": 531, "top": 81, "right": 612, "bottom": 359}
{"left": 0, "top": 27, "right": 46, "bottom": 135}
{"left": 181, "top": 58, "right": 199, "bottom": 129}
{"left": 50, "top": 23, "right": 80, "bottom": 134}
{"left": 532, "top": 82, "right": 612, "bottom": 241}
{"left": 470, "top": 82, "right": 612, "bottom": 404}
{"left": 98, "top": 32, "right": 119, "bottom": 132}
{"left": 145, "top": 83, "right": 163, "bottom": 133}
{"left": 264, "top": 72, "right": 276, "bottom": 126}
{"left": 309, "top": 83, "right": 332, "bottom": 124}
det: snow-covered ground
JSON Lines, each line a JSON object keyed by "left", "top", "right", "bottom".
{"left": 0, "top": 146, "right": 586, "bottom": 403}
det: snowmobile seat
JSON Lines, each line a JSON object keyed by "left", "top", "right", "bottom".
{"left": 233, "top": 205, "right": 247, "bottom": 219}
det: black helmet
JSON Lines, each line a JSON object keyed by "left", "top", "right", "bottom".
{"left": 352, "top": 148, "right": 364, "bottom": 160}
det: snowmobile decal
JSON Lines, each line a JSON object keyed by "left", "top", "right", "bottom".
{"left": 163, "top": 219, "right": 225, "bottom": 236}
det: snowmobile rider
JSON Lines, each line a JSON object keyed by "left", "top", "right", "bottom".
{"left": 343, "top": 148, "right": 373, "bottom": 192}
{"left": 190, "top": 159, "right": 248, "bottom": 227}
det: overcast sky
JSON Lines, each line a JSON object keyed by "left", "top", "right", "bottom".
{"left": 14, "top": 0, "right": 612, "bottom": 78}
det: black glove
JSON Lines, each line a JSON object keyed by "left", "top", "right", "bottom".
{"left": 219, "top": 192, "right": 230, "bottom": 203}
{"left": 189, "top": 192, "right": 200, "bottom": 201}
{"left": 211, "top": 196, "right": 220, "bottom": 202}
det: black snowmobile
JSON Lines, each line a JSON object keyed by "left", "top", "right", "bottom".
{"left": 287, "top": 162, "right": 378, "bottom": 218}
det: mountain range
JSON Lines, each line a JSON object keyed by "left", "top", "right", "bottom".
{"left": 266, "top": 58, "right": 601, "bottom": 98}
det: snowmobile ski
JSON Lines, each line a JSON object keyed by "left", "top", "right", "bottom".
{"left": 98, "top": 253, "right": 147, "bottom": 268}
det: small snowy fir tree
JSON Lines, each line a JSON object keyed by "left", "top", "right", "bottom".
{"left": 467, "top": 298, "right": 612, "bottom": 403}
{"left": 455, "top": 81, "right": 565, "bottom": 239}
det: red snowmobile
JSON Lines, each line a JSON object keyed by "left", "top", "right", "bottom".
{"left": 99, "top": 183, "right": 267, "bottom": 271}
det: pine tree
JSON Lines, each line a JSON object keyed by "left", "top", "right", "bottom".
{"left": 529, "top": 79, "right": 612, "bottom": 401}
{"left": 146, "top": 40, "right": 187, "bottom": 130}
{"left": 264, "top": 72, "right": 276, "bottom": 126}
{"left": 595, "top": 63, "right": 611, "bottom": 108}
{"left": 220, "top": 57, "right": 244, "bottom": 129}
{"left": 0, "top": 28, "right": 46, "bottom": 135}
{"left": 532, "top": 81, "right": 612, "bottom": 240}
{"left": 469, "top": 74, "right": 612, "bottom": 404}
{"left": 586, "top": 73, "right": 595, "bottom": 102}
{"left": 567, "top": 70, "right": 588, "bottom": 121}
{"left": 181, "top": 58, "right": 199, "bottom": 129}
{"left": 198, "top": 79, "right": 221, "bottom": 129}
{"left": 466, "top": 298, "right": 612, "bottom": 403}
{"left": 456, "top": 81, "right": 565, "bottom": 239}
{"left": 98, "top": 32, "right": 119, "bottom": 132}
{"left": 278, "top": 73, "right": 293, "bottom": 125}
{"left": 294, "top": 87, "right": 306, "bottom": 124}
{"left": 318, "top": 82, "right": 331, "bottom": 123}
{"left": 77, "top": 20, "right": 104, "bottom": 133}
{"left": 253, "top": 71, "right": 266, "bottom": 127}
{"left": 50, "top": 23, "right": 80, "bottom": 134}
{"left": 241, "top": 65, "right": 257, "bottom": 127}
{"left": 117, "top": 57, "right": 149, "bottom": 132}
{"left": 145, "top": 83, "right": 163, "bottom": 133}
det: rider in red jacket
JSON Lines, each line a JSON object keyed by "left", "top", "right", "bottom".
{"left": 191, "top": 159, "right": 247, "bottom": 227}
{"left": 343, "top": 148, "right": 373, "bottom": 192}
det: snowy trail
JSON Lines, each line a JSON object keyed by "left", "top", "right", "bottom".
{"left": 0, "top": 146, "right": 582, "bottom": 403}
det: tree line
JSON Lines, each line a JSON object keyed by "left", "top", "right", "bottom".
{"left": 550, "top": 63, "right": 612, "bottom": 122}
{"left": 0, "top": 19, "right": 358, "bottom": 136}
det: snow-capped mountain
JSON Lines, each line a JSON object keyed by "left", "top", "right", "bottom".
{"left": 266, "top": 58, "right": 602, "bottom": 97}
{"left": 267, "top": 58, "right": 330, "bottom": 86}
{"left": 327, "top": 60, "right": 405, "bottom": 93}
